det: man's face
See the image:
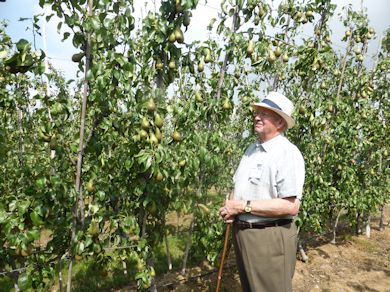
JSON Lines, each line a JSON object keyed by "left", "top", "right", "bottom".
{"left": 253, "top": 107, "right": 283, "bottom": 139}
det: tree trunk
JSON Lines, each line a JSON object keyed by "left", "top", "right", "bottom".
{"left": 147, "top": 258, "right": 157, "bottom": 292}
{"left": 67, "top": 1, "right": 93, "bottom": 291}
{"left": 16, "top": 105, "right": 25, "bottom": 168}
{"left": 58, "top": 256, "right": 63, "bottom": 292}
{"left": 181, "top": 217, "right": 195, "bottom": 275}
{"left": 122, "top": 260, "right": 128, "bottom": 276}
{"left": 355, "top": 212, "right": 361, "bottom": 235}
{"left": 164, "top": 233, "right": 173, "bottom": 270}
{"left": 365, "top": 214, "right": 371, "bottom": 238}
{"left": 331, "top": 209, "right": 342, "bottom": 244}
{"left": 379, "top": 205, "right": 385, "bottom": 231}
{"left": 10, "top": 258, "right": 20, "bottom": 292}
{"left": 296, "top": 227, "right": 308, "bottom": 262}
{"left": 298, "top": 240, "right": 308, "bottom": 263}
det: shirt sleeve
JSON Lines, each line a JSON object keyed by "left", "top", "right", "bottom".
{"left": 275, "top": 146, "right": 305, "bottom": 199}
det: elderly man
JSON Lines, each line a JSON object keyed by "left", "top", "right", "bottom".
{"left": 219, "top": 92, "right": 305, "bottom": 292}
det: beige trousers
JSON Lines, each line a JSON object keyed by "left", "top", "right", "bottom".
{"left": 233, "top": 222, "right": 298, "bottom": 292}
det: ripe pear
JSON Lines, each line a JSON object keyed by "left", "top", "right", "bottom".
{"left": 139, "top": 129, "right": 148, "bottom": 139}
{"left": 197, "top": 61, "right": 205, "bottom": 73}
{"left": 179, "top": 159, "right": 186, "bottom": 167}
{"left": 141, "top": 117, "right": 150, "bottom": 130}
{"left": 204, "top": 53, "right": 212, "bottom": 63}
{"left": 172, "top": 130, "right": 181, "bottom": 141}
{"left": 168, "top": 32, "right": 176, "bottom": 43}
{"left": 149, "top": 132, "right": 159, "bottom": 144}
{"left": 203, "top": 47, "right": 211, "bottom": 56}
{"left": 146, "top": 98, "right": 156, "bottom": 112}
{"left": 222, "top": 99, "right": 232, "bottom": 110}
{"left": 154, "top": 114, "right": 164, "bottom": 128}
{"left": 168, "top": 59, "right": 176, "bottom": 70}
{"left": 195, "top": 91, "right": 203, "bottom": 102}
{"left": 274, "top": 46, "right": 282, "bottom": 57}
{"left": 175, "top": 0, "right": 183, "bottom": 13}
{"left": 86, "top": 180, "right": 95, "bottom": 192}
{"left": 246, "top": 40, "right": 254, "bottom": 56}
{"left": 267, "top": 50, "right": 276, "bottom": 63}
{"left": 354, "top": 48, "right": 361, "bottom": 55}
{"left": 282, "top": 53, "right": 289, "bottom": 62}
{"left": 259, "top": 6, "right": 266, "bottom": 18}
{"left": 155, "top": 128, "right": 162, "bottom": 141}
{"left": 155, "top": 171, "right": 164, "bottom": 181}
{"left": 254, "top": 15, "right": 260, "bottom": 25}
{"left": 155, "top": 60, "right": 164, "bottom": 70}
{"left": 174, "top": 28, "right": 184, "bottom": 43}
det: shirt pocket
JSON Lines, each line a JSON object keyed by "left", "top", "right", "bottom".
{"left": 248, "top": 164, "right": 263, "bottom": 185}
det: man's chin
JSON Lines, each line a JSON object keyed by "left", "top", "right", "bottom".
{"left": 254, "top": 125, "right": 263, "bottom": 132}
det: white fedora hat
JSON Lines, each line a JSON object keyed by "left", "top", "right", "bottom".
{"left": 252, "top": 92, "right": 295, "bottom": 128}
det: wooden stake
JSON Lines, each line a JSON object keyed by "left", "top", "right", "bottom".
{"left": 216, "top": 191, "right": 234, "bottom": 292}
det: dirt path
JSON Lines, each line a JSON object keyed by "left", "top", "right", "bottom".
{"left": 293, "top": 215, "right": 390, "bottom": 292}
{"left": 151, "top": 207, "right": 390, "bottom": 292}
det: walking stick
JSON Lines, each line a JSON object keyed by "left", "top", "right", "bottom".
{"left": 216, "top": 192, "right": 234, "bottom": 292}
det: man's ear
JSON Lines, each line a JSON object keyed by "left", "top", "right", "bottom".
{"left": 277, "top": 118, "right": 287, "bottom": 131}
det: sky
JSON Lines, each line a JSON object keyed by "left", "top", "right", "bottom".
{"left": 1, "top": 0, "right": 389, "bottom": 81}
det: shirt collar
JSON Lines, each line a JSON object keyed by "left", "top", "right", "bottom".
{"left": 259, "top": 134, "right": 284, "bottom": 152}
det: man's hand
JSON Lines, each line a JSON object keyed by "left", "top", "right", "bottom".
{"left": 219, "top": 200, "right": 245, "bottom": 223}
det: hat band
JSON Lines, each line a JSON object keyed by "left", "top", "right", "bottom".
{"left": 262, "top": 99, "right": 282, "bottom": 111}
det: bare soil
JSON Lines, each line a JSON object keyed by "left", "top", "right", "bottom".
{"left": 149, "top": 207, "right": 390, "bottom": 292}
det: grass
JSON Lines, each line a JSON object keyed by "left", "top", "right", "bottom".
{"left": 154, "top": 234, "right": 186, "bottom": 274}
{"left": 352, "top": 237, "right": 378, "bottom": 253}
{"left": 47, "top": 256, "right": 139, "bottom": 292}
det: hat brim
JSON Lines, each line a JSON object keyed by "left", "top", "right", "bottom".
{"left": 252, "top": 103, "right": 295, "bottom": 129}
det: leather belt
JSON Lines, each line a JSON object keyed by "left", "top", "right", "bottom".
{"left": 234, "top": 219, "right": 293, "bottom": 230}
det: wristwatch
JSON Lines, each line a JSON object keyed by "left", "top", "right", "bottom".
{"left": 244, "top": 200, "right": 252, "bottom": 213}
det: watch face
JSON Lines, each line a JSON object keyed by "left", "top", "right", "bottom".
{"left": 245, "top": 201, "right": 251, "bottom": 213}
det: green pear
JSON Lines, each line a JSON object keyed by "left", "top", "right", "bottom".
{"left": 147, "top": 98, "right": 156, "bottom": 112}
{"left": 141, "top": 117, "right": 150, "bottom": 129}
{"left": 155, "top": 114, "right": 164, "bottom": 128}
